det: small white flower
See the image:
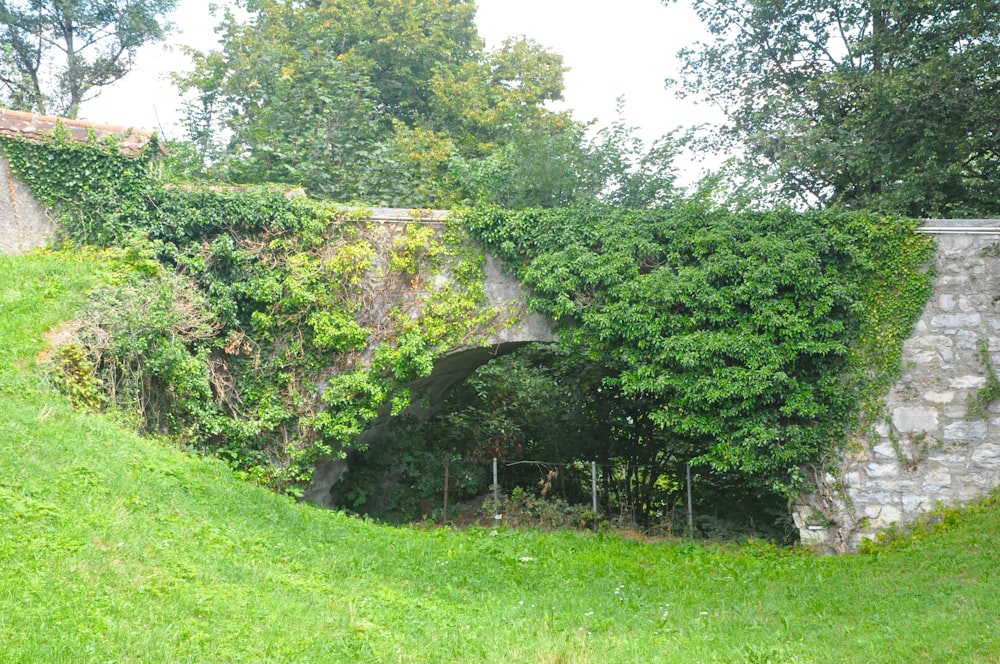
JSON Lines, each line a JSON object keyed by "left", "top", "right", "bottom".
{"left": 519, "top": 556, "right": 537, "bottom": 562}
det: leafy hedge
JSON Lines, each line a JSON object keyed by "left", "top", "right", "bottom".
{"left": 466, "top": 204, "right": 935, "bottom": 491}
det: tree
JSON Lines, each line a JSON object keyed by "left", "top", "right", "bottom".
{"left": 173, "top": 1, "right": 683, "bottom": 209}
{"left": 174, "top": 0, "right": 485, "bottom": 201}
{"left": 672, "top": 0, "right": 1000, "bottom": 217}
{"left": 0, "top": 0, "right": 177, "bottom": 118}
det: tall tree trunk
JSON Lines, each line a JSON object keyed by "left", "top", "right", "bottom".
{"left": 60, "top": 6, "right": 81, "bottom": 118}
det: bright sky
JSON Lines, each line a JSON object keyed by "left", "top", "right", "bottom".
{"left": 80, "top": 0, "right": 721, "bottom": 181}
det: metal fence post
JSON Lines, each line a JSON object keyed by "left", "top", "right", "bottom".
{"left": 686, "top": 462, "right": 694, "bottom": 536}
{"left": 591, "top": 461, "right": 598, "bottom": 532}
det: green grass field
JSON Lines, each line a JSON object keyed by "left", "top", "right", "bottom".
{"left": 2, "top": 251, "right": 999, "bottom": 663}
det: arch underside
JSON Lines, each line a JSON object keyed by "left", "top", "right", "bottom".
{"left": 303, "top": 341, "right": 542, "bottom": 506}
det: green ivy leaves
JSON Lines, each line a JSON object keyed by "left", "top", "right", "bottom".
{"left": 467, "top": 203, "right": 935, "bottom": 491}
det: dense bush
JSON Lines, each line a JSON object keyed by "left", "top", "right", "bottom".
{"left": 466, "top": 204, "right": 935, "bottom": 495}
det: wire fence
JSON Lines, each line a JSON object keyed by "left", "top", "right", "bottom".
{"left": 440, "top": 457, "right": 697, "bottom": 535}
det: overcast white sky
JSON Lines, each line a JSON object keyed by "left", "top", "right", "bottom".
{"left": 80, "top": 0, "right": 722, "bottom": 181}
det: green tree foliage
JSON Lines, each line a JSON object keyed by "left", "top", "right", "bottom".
{"left": 173, "top": 1, "right": 555, "bottom": 203}
{"left": 173, "top": 1, "right": 684, "bottom": 208}
{"left": 672, "top": 0, "right": 1000, "bottom": 216}
{"left": 0, "top": 0, "right": 177, "bottom": 117}
{"left": 174, "top": 0, "right": 477, "bottom": 201}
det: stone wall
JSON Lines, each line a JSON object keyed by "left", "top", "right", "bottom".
{"left": 301, "top": 216, "right": 558, "bottom": 506}
{"left": 794, "top": 220, "right": 1000, "bottom": 552}
{"left": 0, "top": 156, "right": 54, "bottom": 254}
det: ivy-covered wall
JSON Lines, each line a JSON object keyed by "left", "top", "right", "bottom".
{"left": 0, "top": 131, "right": 552, "bottom": 497}
{"left": 14, "top": 128, "right": 989, "bottom": 548}
{"left": 797, "top": 220, "right": 1000, "bottom": 552}
{"left": 466, "top": 205, "right": 936, "bottom": 498}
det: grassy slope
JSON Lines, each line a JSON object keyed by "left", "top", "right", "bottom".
{"left": 1, "top": 252, "right": 999, "bottom": 664}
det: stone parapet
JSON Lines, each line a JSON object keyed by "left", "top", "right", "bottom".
{"left": 0, "top": 156, "right": 54, "bottom": 254}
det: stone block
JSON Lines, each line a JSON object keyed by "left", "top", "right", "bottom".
{"left": 863, "top": 504, "right": 902, "bottom": 524}
{"left": 892, "top": 406, "right": 939, "bottom": 433}
{"left": 799, "top": 530, "right": 830, "bottom": 548}
{"left": 905, "top": 335, "right": 953, "bottom": 350}
{"left": 922, "top": 467, "right": 952, "bottom": 488}
{"left": 950, "top": 375, "right": 987, "bottom": 389}
{"left": 956, "top": 330, "right": 980, "bottom": 350}
{"left": 942, "top": 258, "right": 964, "bottom": 272}
{"left": 960, "top": 295, "right": 990, "bottom": 312}
{"left": 944, "top": 404, "right": 967, "bottom": 419}
{"left": 902, "top": 494, "right": 927, "bottom": 513}
{"left": 937, "top": 275, "right": 971, "bottom": 288}
{"left": 961, "top": 474, "right": 993, "bottom": 492}
{"left": 865, "top": 462, "right": 900, "bottom": 479}
{"left": 871, "top": 478, "right": 917, "bottom": 494}
{"left": 956, "top": 482, "right": 987, "bottom": 501}
{"left": 927, "top": 450, "right": 969, "bottom": 467}
{"left": 908, "top": 350, "right": 940, "bottom": 364}
{"left": 853, "top": 489, "right": 893, "bottom": 504}
{"left": 971, "top": 444, "right": 1000, "bottom": 469}
{"left": 872, "top": 441, "right": 897, "bottom": 459}
{"left": 943, "top": 420, "right": 988, "bottom": 441}
{"left": 938, "top": 293, "right": 957, "bottom": 311}
{"left": 930, "top": 313, "right": 981, "bottom": 329}
{"left": 924, "top": 390, "right": 955, "bottom": 404}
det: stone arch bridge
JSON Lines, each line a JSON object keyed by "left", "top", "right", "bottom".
{"left": 5, "top": 112, "right": 1000, "bottom": 548}
{"left": 2, "top": 162, "right": 560, "bottom": 504}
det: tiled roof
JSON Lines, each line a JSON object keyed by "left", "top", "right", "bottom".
{"left": 0, "top": 108, "right": 160, "bottom": 157}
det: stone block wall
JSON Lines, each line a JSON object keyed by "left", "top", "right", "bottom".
{"left": 0, "top": 156, "right": 54, "bottom": 254}
{"left": 794, "top": 220, "right": 1000, "bottom": 552}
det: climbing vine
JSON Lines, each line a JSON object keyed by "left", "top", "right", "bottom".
{"left": 967, "top": 337, "right": 1000, "bottom": 420}
{"left": 466, "top": 204, "right": 935, "bottom": 492}
{"left": 2, "top": 134, "right": 501, "bottom": 493}
{"left": 2, "top": 130, "right": 937, "bottom": 500}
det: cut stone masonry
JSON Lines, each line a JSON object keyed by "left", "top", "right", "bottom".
{"left": 795, "top": 219, "right": 1000, "bottom": 552}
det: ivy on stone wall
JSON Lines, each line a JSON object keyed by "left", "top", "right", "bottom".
{"left": 466, "top": 204, "right": 935, "bottom": 492}
{"left": 2, "top": 132, "right": 937, "bottom": 498}
{"left": 1, "top": 134, "right": 499, "bottom": 493}
{"left": 0, "top": 131, "right": 154, "bottom": 245}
